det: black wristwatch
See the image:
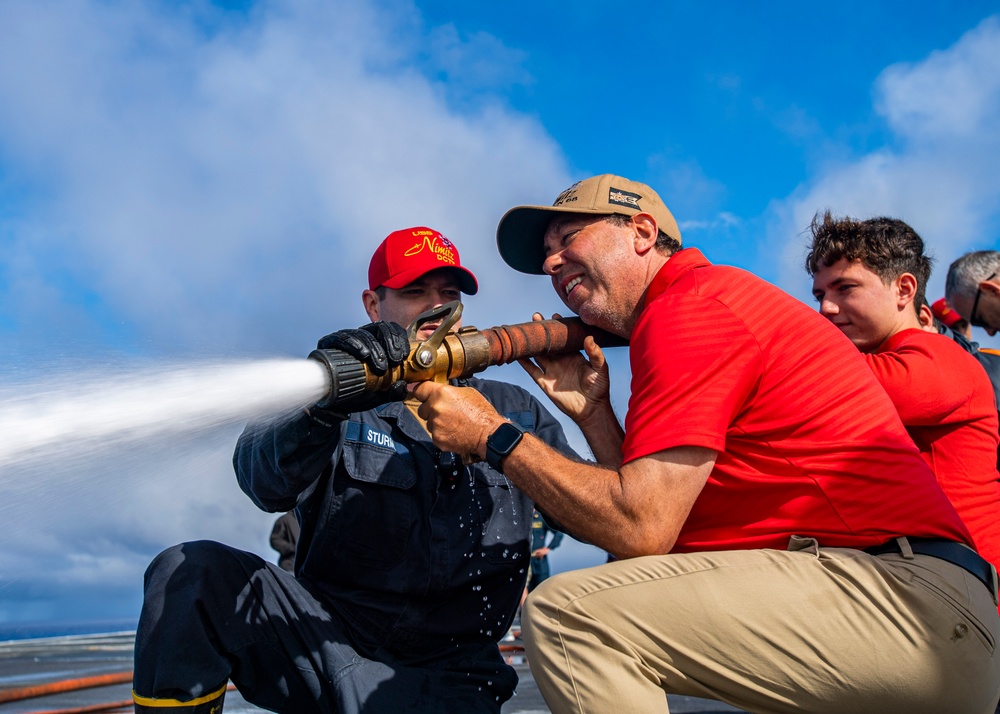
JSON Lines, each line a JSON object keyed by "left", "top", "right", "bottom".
{"left": 485, "top": 421, "right": 527, "bottom": 473}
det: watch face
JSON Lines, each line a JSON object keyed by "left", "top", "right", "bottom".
{"left": 489, "top": 423, "right": 524, "bottom": 455}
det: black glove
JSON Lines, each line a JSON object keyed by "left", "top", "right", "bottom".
{"left": 317, "top": 321, "right": 409, "bottom": 375}
{"left": 312, "top": 321, "right": 409, "bottom": 417}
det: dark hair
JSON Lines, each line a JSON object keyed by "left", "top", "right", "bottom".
{"left": 604, "top": 213, "right": 682, "bottom": 255}
{"left": 805, "top": 211, "right": 932, "bottom": 316}
{"left": 373, "top": 285, "right": 388, "bottom": 299}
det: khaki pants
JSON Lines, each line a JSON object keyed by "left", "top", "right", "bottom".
{"left": 522, "top": 539, "right": 1000, "bottom": 713}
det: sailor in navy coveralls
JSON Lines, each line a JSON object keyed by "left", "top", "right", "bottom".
{"left": 133, "top": 227, "right": 576, "bottom": 714}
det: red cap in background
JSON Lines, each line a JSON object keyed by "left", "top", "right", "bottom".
{"left": 931, "top": 297, "right": 963, "bottom": 327}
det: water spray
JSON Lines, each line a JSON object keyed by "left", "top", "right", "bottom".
{"left": 0, "top": 359, "right": 329, "bottom": 468}
{"left": 0, "top": 304, "right": 622, "bottom": 470}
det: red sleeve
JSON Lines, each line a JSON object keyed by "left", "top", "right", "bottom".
{"left": 622, "top": 292, "right": 762, "bottom": 463}
{"left": 865, "top": 334, "right": 970, "bottom": 426}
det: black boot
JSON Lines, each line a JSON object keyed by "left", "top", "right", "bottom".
{"left": 133, "top": 682, "right": 226, "bottom": 713}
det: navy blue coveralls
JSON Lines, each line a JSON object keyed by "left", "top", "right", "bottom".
{"left": 528, "top": 510, "right": 564, "bottom": 592}
{"left": 133, "top": 377, "right": 575, "bottom": 714}
{"left": 951, "top": 330, "right": 1000, "bottom": 468}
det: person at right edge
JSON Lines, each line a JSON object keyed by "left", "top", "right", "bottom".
{"left": 410, "top": 174, "right": 1000, "bottom": 713}
{"left": 946, "top": 251, "right": 1000, "bottom": 468}
{"left": 806, "top": 213, "right": 1000, "bottom": 578}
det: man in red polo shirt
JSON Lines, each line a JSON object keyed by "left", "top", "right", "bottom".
{"left": 807, "top": 213, "right": 1000, "bottom": 576}
{"left": 412, "top": 174, "right": 1000, "bottom": 713}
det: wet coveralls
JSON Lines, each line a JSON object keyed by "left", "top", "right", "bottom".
{"left": 133, "top": 376, "right": 574, "bottom": 713}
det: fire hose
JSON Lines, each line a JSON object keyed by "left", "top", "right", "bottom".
{"left": 308, "top": 301, "right": 627, "bottom": 408}
{"left": 0, "top": 672, "right": 133, "bottom": 705}
{"left": 0, "top": 675, "right": 237, "bottom": 713}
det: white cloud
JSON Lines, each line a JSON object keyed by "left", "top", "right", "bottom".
{"left": 0, "top": 0, "right": 578, "bottom": 625}
{"left": 0, "top": 429, "right": 278, "bottom": 622}
{"left": 646, "top": 155, "right": 728, "bottom": 221}
{"left": 767, "top": 15, "right": 1000, "bottom": 312}
{"left": 679, "top": 211, "right": 741, "bottom": 233}
{"left": 0, "top": 0, "right": 571, "bottom": 357}
{"left": 875, "top": 16, "right": 1000, "bottom": 141}
{"left": 422, "top": 23, "right": 532, "bottom": 93}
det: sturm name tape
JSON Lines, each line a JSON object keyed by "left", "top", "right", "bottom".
{"left": 346, "top": 422, "right": 411, "bottom": 459}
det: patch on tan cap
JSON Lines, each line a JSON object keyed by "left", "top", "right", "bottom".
{"left": 609, "top": 188, "right": 642, "bottom": 210}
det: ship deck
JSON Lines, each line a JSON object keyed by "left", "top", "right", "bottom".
{"left": 0, "top": 631, "right": 743, "bottom": 713}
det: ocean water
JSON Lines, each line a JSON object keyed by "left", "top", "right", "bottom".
{"left": 0, "top": 617, "right": 138, "bottom": 643}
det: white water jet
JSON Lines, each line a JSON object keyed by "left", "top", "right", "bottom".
{"left": 0, "top": 359, "right": 329, "bottom": 468}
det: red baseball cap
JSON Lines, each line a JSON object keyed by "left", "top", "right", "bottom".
{"left": 931, "top": 297, "right": 963, "bottom": 327}
{"left": 368, "top": 227, "right": 478, "bottom": 295}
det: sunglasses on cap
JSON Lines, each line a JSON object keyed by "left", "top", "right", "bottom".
{"left": 970, "top": 272, "right": 997, "bottom": 329}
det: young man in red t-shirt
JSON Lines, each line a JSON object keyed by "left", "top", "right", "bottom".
{"left": 807, "top": 212, "right": 1000, "bottom": 574}
{"left": 413, "top": 175, "right": 1000, "bottom": 713}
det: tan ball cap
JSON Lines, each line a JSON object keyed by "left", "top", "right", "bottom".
{"left": 496, "top": 174, "right": 682, "bottom": 275}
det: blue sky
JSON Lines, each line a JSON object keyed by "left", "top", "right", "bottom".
{"left": 1, "top": 0, "right": 1000, "bottom": 627}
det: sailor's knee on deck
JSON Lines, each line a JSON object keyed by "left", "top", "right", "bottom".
{"left": 143, "top": 540, "right": 232, "bottom": 596}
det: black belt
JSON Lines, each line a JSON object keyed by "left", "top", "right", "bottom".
{"left": 865, "top": 537, "right": 998, "bottom": 600}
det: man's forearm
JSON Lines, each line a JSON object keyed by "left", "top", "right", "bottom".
{"left": 413, "top": 379, "right": 711, "bottom": 558}
{"left": 490, "top": 428, "right": 714, "bottom": 559}
{"left": 503, "top": 438, "right": 627, "bottom": 554}
{"left": 576, "top": 401, "right": 625, "bottom": 469}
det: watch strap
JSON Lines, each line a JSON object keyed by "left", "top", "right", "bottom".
{"left": 485, "top": 421, "right": 527, "bottom": 473}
